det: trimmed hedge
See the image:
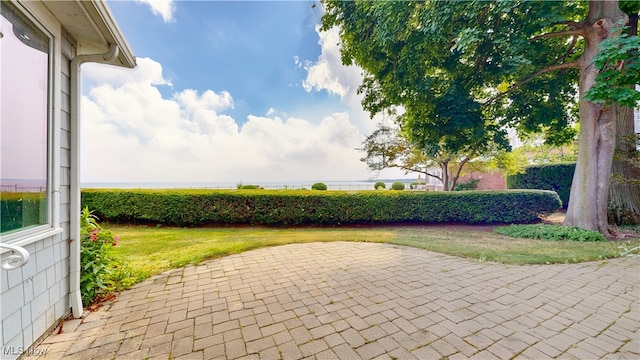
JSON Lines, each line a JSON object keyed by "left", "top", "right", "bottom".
{"left": 391, "top": 182, "right": 406, "bottom": 190}
{"left": 507, "top": 163, "right": 575, "bottom": 209}
{"left": 81, "top": 189, "right": 561, "bottom": 226}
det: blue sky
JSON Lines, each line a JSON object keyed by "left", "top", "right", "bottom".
{"left": 81, "top": 0, "right": 408, "bottom": 184}
{"left": 106, "top": 0, "right": 334, "bottom": 122}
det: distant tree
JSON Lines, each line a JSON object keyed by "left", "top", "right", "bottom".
{"left": 490, "top": 134, "right": 579, "bottom": 177}
{"left": 359, "top": 122, "right": 494, "bottom": 191}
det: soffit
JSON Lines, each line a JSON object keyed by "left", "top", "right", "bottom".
{"left": 42, "top": 0, "right": 135, "bottom": 68}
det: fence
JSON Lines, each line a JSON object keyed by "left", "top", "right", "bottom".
{"left": 0, "top": 184, "right": 46, "bottom": 193}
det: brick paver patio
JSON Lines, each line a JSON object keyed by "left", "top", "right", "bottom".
{"left": 30, "top": 242, "right": 639, "bottom": 359}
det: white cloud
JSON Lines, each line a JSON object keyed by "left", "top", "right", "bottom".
{"left": 302, "top": 25, "right": 384, "bottom": 136}
{"left": 136, "top": 0, "right": 176, "bottom": 23}
{"left": 302, "top": 26, "right": 363, "bottom": 100}
{"left": 81, "top": 58, "right": 369, "bottom": 183}
{"left": 83, "top": 57, "right": 171, "bottom": 87}
{"left": 174, "top": 89, "right": 234, "bottom": 114}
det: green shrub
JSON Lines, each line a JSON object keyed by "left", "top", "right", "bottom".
{"left": 391, "top": 182, "right": 406, "bottom": 190}
{"left": 81, "top": 189, "right": 561, "bottom": 226}
{"left": 454, "top": 178, "right": 480, "bottom": 191}
{"left": 374, "top": 182, "right": 386, "bottom": 190}
{"left": 507, "top": 163, "right": 575, "bottom": 209}
{"left": 311, "top": 182, "right": 328, "bottom": 191}
{"left": 493, "top": 224, "right": 606, "bottom": 242}
{"left": 238, "top": 184, "right": 261, "bottom": 190}
{"left": 410, "top": 182, "right": 426, "bottom": 190}
{"left": 80, "top": 207, "right": 135, "bottom": 306}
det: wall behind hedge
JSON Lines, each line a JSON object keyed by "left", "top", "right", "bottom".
{"left": 507, "top": 163, "right": 575, "bottom": 209}
{"left": 81, "top": 189, "right": 561, "bottom": 226}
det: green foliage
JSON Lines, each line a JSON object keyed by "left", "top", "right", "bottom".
{"left": 81, "top": 189, "right": 561, "bottom": 226}
{"left": 494, "top": 224, "right": 607, "bottom": 242}
{"left": 322, "top": 1, "right": 515, "bottom": 189}
{"left": 374, "top": 181, "right": 386, "bottom": 190}
{"left": 311, "top": 183, "right": 328, "bottom": 191}
{"left": 80, "top": 207, "right": 134, "bottom": 306}
{"left": 454, "top": 178, "right": 480, "bottom": 191}
{"left": 237, "top": 184, "right": 261, "bottom": 190}
{"left": 507, "top": 163, "right": 575, "bottom": 209}
{"left": 584, "top": 29, "right": 640, "bottom": 108}
{"left": 490, "top": 138, "right": 578, "bottom": 178}
{"left": 391, "top": 182, "right": 406, "bottom": 191}
{"left": 489, "top": 149, "right": 530, "bottom": 176}
{"left": 321, "top": 0, "right": 581, "bottom": 152}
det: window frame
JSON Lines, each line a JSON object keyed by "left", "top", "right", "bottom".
{"left": 0, "top": 0, "right": 61, "bottom": 246}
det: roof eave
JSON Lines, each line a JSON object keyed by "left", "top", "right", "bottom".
{"left": 43, "top": 0, "right": 136, "bottom": 68}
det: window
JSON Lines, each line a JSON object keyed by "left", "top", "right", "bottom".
{"left": 1, "top": 3, "right": 50, "bottom": 235}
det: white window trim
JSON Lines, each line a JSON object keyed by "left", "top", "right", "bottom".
{"left": 0, "top": 0, "right": 63, "bottom": 247}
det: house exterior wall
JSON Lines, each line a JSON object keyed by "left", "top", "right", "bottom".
{"left": 0, "top": 8, "right": 74, "bottom": 358}
{"left": 457, "top": 171, "right": 506, "bottom": 191}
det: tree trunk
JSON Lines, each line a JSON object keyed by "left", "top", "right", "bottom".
{"left": 564, "top": 1, "right": 627, "bottom": 236}
{"left": 608, "top": 12, "right": 640, "bottom": 225}
{"left": 441, "top": 160, "right": 450, "bottom": 191}
{"left": 609, "top": 104, "right": 640, "bottom": 224}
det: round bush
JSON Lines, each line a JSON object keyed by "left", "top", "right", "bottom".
{"left": 374, "top": 182, "right": 386, "bottom": 190}
{"left": 238, "top": 185, "right": 260, "bottom": 190}
{"left": 391, "top": 182, "right": 405, "bottom": 190}
{"left": 311, "top": 182, "right": 328, "bottom": 191}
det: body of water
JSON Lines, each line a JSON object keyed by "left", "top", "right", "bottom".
{"left": 80, "top": 179, "right": 419, "bottom": 191}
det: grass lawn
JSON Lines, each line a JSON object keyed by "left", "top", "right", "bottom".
{"left": 108, "top": 223, "right": 640, "bottom": 284}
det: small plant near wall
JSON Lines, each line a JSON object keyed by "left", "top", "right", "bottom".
{"left": 80, "top": 207, "right": 134, "bottom": 306}
{"left": 454, "top": 178, "right": 480, "bottom": 191}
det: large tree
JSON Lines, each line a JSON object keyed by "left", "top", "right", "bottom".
{"left": 607, "top": 2, "right": 640, "bottom": 225}
{"left": 321, "top": 0, "right": 639, "bottom": 236}
{"left": 321, "top": 1, "right": 513, "bottom": 193}
{"left": 562, "top": 2, "right": 630, "bottom": 236}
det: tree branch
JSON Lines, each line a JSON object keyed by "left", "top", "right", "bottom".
{"left": 549, "top": 20, "right": 584, "bottom": 29}
{"left": 530, "top": 28, "right": 585, "bottom": 41}
{"left": 560, "top": 36, "right": 578, "bottom": 64}
{"left": 424, "top": 172, "right": 442, "bottom": 182}
{"left": 449, "top": 150, "right": 476, "bottom": 190}
{"left": 483, "top": 60, "right": 581, "bottom": 106}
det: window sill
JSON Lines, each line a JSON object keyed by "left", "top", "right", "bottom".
{"left": 0, "top": 227, "right": 64, "bottom": 255}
